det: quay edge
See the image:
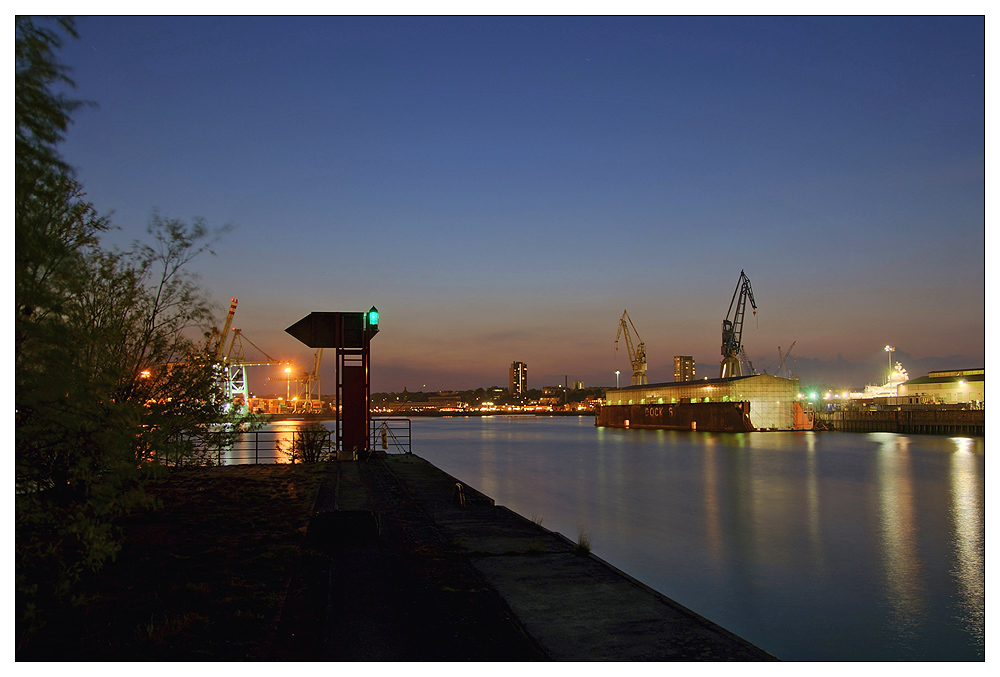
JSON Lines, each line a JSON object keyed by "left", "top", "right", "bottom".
{"left": 373, "top": 452, "right": 778, "bottom": 660}
{"left": 289, "top": 452, "right": 777, "bottom": 660}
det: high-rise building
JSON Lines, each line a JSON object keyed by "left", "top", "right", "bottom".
{"left": 509, "top": 361, "right": 527, "bottom": 398}
{"left": 674, "top": 356, "right": 696, "bottom": 382}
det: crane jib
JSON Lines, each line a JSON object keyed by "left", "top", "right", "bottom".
{"left": 720, "top": 271, "right": 759, "bottom": 377}
{"left": 615, "top": 309, "right": 648, "bottom": 386}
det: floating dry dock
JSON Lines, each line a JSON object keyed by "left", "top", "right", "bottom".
{"left": 274, "top": 452, "right": 775, "bottom": 660}
{"left": 598, "top": 374, "right": 812, "bottom": 432}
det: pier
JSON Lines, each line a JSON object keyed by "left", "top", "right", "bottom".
{"left": 273, "top": 452, "right": 775, "bottom": 660}
{"left": 814, "top": 408, "right": 984, "bottom": 436}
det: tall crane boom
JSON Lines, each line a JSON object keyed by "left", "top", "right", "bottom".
{"left": 777, "top": 341, "right": 796, "bottom": 379}
{"left": 720, "top": 270, "right": 757, "bottom": 379}
{"left": 215, "top": 298, "right": 238, "bottom": 359}
{"left": 615, "top": 309, "right": 648, "bottom": 386}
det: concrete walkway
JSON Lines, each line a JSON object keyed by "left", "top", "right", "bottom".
{"left": 380, "top": 453, "right": 775, "bottom": 661}
{"left": 272, "top": 452, "right": 776, "bottom": 661}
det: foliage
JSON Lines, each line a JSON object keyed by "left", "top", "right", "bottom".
{"left": 15, "top": 16, "right": 83, "bottom": 173}
{"left": 278, "top": 423, "right": 334, "bottom": 463}
{"left": 15, "top": 16, "right": 255, "bottom": 641}
{"left": 574, "top": 530, "right": 592, "bottom": 556}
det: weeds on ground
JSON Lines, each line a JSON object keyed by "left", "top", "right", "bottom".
{"left": 574, "top": 530, "right": 591, "bottom": 556}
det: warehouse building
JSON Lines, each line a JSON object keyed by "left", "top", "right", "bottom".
{"left": 897, "top": 368, "right": 984, "bottom": 406}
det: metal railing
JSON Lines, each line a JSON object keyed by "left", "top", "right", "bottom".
{"left": 164, "top": 427, "right": 335, "bottom": 466}
{"left": 161, "top": 419, "right": 411, "bottom": 466}
{"left": 371, "top": 417, "right": 412, "bottom": 454}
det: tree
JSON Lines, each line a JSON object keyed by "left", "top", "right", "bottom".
{"left": 16, "top": 214, "right": 248, "bottom": 636}
{"left": 15, "top": 16, "right": 83, "bottom": 173}
{"left": 15, "top": 17, "right": 253, "bottom": 640}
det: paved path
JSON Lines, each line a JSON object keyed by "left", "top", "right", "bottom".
{"left": 271, "top": 452, "right": 776, "bottom": 661}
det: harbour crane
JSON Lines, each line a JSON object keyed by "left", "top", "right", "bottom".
{"left": 268, "top": 349, "right": 324, "bottom": 413}
{"left": 740, "top": 346, "right": 757, "bottom": 376}
{"left": 615, "top": 310, "right": 648, "bottom": 386}
{"left": 215, "top": 298, "right": 238, "bottom": 360}
{"left": 777, "top": 341, "right": 797, "bottom": 379}
{"left": 720, "top": 270, "right": 757, "bottom": 379}
{"left": 224, "top": 327, "right": 285, "bottom": 408}
{"left": 298, "top": 349, "right": 324, "bottom": 413}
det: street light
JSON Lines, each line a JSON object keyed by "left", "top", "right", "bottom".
{"left": 884, "top": 345, "right": 895, "bottom": 392}
{"left": 284, "top": 366, "right": 292, "bottom": 403}
{"left": 615, "top": 370, "right": 620, "bottom": 389}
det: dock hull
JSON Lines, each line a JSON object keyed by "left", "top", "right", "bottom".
{"left": 595, "top": 402, "right": 755, "bottom": 432}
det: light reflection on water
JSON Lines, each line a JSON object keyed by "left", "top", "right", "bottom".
{"left": 409, "top": 416, "right": 985, "bottom": 661}
{"left": 876, "top": 435, "right": 925, "bottom": 646}
{"left": 949, "top": 439, "right": 985, "bottom": 645}
{"left": 224, "top": 420, "right": 332, "bottom": 464}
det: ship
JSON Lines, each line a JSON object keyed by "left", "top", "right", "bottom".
{"left": 595, "top": 374, "right": 814, "bottom": 432}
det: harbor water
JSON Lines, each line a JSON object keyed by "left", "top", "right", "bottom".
{"left": 249, "top": 416, "right": 985, "bottom": 661}
{"left": 406, "top": 416, "right": 984, "bottom": 661}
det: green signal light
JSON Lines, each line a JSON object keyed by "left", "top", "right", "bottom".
{"left": 367, "top": 306, "right": 379, "bottom": 329}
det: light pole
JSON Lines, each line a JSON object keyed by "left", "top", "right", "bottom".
{"left": 284, "top": 366, "right": 292, "bottom": 405}
{"left": 884, "top": 345, "right": 895, "bottom": 393}
{"left": 615, "top": 370, "right": 620, "bottom": 389}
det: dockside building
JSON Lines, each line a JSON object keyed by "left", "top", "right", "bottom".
{"left": 509, "top": 361, "right": 527, "bottom": 399}
{"left": 897, "top": 368, "right": 984, "bottom": 406}
{"left": 674, "top": 355, "right": 696, "bottom": 382}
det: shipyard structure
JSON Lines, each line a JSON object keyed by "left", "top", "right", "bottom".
{"left": 599, "top": 270, "right": 813, "bottom": 432}
{"left": 597, "top": 374, "right": 812, "bottom": 432}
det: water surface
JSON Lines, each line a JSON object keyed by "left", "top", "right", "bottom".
{"left": 402, "top": 416, "right": 985, "bottom": 661}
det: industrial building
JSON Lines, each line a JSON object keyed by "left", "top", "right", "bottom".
{"left": 604, "top": 374, "right": 804, "bottom": 430}
{"left": 898, "top": 368, "right": 984, "bottom": 406}
{"left": 674, "top": 356, "right": 696, "bottom": 382}
{"left": 509, "top": 361, "right": 527, "bottom": 398}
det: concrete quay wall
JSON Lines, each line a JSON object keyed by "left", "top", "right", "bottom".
{"left": 815, "top": 409, "right": 984, "bottom": 436}
{"left": 284, "top": 452, "right": 776, "bottom": 661}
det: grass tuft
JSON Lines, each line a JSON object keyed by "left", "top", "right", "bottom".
{"left": 574, "top": 530, "right": 591, "bottom": 556}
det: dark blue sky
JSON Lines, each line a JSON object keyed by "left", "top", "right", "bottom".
{"left": 53, "top": 16, "right": 984, "bottom": 391}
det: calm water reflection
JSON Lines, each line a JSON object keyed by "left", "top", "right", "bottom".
{"left": 223, "top": 420, "right": 316, "bottom": 464}
{"left": 408, "top": 416, "right": 984, "bottom": 661}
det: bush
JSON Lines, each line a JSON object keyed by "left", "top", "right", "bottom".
{"left": 278, "top": 423, "right": 333, "bottom": 463}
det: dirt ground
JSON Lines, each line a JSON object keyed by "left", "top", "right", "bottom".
{"left": 18, "top": 463, "right": 331, "bottom": 660}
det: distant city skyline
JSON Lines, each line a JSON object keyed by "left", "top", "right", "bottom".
{"left": 49, "top": 16, "right": 984, "bottom": 392}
